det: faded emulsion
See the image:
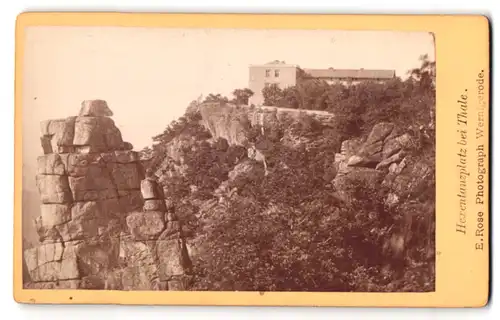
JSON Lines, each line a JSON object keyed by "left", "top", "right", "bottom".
{"left": 22, "top": 31, "right": 436, "bottom": 293}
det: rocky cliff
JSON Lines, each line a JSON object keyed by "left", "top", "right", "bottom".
{"left": 332, "top": 122, "right": 434, "bottom": 261}
{"left": 199, "top": 102, "right": 335, "bottom": 146}
{"left": 143, "top": 99, "right": 435, "bottom": 292}
{"left": 24, "top": 100, "right": 192, "bottom": 290}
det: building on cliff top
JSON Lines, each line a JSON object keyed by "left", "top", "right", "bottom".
{"left": 248, "top": 60, "right": 396, "bottom": 106}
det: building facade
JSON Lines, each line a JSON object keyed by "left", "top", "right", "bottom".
{"left": 248, "top": 61, "right": 299, "bottom": 106}
{"left": 248, "top": 60, "right": 396, "bottom": 106}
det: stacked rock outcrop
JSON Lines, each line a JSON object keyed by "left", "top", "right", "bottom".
{"left": 119, "top": 172, "right": 192, "bottom": 290}
{"left": 24, "top": 100, "right": 192, "bottom": 290}
{"left": 333, "top": 122, "right": 432, "bottom": 207}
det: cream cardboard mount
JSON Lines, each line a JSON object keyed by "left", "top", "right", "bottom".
{"left": 14, "top": 13, "right": 490, "bottom": 308}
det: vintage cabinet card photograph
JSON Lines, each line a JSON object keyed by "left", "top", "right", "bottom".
{"left": 13, "top": 13, "right": 490, "bottom": 307}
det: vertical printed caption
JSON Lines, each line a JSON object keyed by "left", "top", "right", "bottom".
{"left": 455, "top": 69, "right": 488, "bottom": 251}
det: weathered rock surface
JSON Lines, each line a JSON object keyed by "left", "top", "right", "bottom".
{"left": 126, "top": 211, "right": 165, "bottom": 240}
{"left": 365, "top": 122, "right": 395, "bottom": 145}
{"left": 24, "top": 280, "right": 82, "bottom": 289}
{"left": 118, "top": 190, "right": 143, "bottom": 211}
{"left": 143, "top": 199, "right": 167, "bottom": 212}
{"left": 25, "top": 100, "right": 211, "bottom": 291}
{"left": 140, "top": 178, "right": 164, "bottom": 200}
{"left": 73, "top": 116, "right": 123, "bottom": 152}
{"left": 341, "top": 122, "right": 411, "bottom": 170}
{"left": 68, "top": 174, "right": 118, "bottom": 202}
{"left": 157, "top": 238, "right": 190, "bottom": 279}
{"left": 119, "top": 236, "right": 160, "bottom": 290}
{"left": 39, "top": 203, "right": 72, "bottom": 228}
{"left": 40, "top": 116, "right": 77, "bottom": 152}
{"left": 331, "top": 122, "right": 431, "bottom": 209}
{"left": 384, "top": 160, "right": 433, "bottom": 199}
{"left": 108, "top": 163, "right": 143, "bottom": 190}
{"left": 101, "top": 150, "right": 140, "bottom": 164}
{"left": 36, "top": 174, "right": 72, "bottom": 204}
{"left": 37, "top": 154, "right": 67, "bottom": 175}
{"left": 199, "top": 102, "right": 335, "bottom": 146}
{"left": 79, "top": 100, "right": 114, "bottom": 117}
{"left": 375, "top": 151, "right": 406, "bottom": 170}
{"left": 24, "top": 242, "right": 80, "bottom": 282}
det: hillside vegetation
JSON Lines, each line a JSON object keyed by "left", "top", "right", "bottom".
{"left": 140, "top": 55, "right": 436, "bottom": 292}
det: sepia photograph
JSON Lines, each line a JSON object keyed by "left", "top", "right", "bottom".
{"left": 21, "top": 26, "right": 436, "bottom": 293}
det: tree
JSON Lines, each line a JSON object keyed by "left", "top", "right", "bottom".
{"left": 262, "top": 84, "right": 284, "bottom": 106}
{"left": 409, "top": 54, "right": 436, "bottom": 92}
{"left": 296, "top": 67, "right": 311, "bottom": 82}
{"left": 232, "top": 88, "right": 254, "bottom": 105}
{"left": 203, "top": 93, "right": 229, "bottom": 104}
{"left": 139, "top": 146, "right": 154, "bottom": 160}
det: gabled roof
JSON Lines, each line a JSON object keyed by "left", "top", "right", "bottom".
{"left": 303, "top": 68, "right": 396, "bottom": 79}
{"left": 250, "top": 60, "right": 299, "bottom": 68}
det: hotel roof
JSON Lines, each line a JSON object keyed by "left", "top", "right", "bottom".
{"left": 303, "top": 68, "right": 396, "bottom": 79}
{"left": 249, "top": 60, "right": 299, "bottom": 68}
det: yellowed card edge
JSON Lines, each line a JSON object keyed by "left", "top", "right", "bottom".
{"left": 13, "top": 12, "right": 491, "bottom": 308}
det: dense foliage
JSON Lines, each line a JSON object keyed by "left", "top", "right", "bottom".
{"left": 141, "top": 55, "right": 436, "bottom": 292}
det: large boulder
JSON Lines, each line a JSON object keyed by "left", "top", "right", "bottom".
{"left": 119, "top": 236, "right": 161, "bottom": 291}
{"left": 66, "top": 154, "right": 118, "bottom": 201}
{"left": 227, "top": 159, "right": 264, "bottom": 183}
{"left": 66, "top": 153, "right": 105, "bottom": 177}
{"left": 100, "top": 150, "right": 140, "bottom": 164}
{"left": 199, "top": 103, "right": 250, "bottom": 146}
{"left": 140, "top": 178, "right": 164, "bottom": 200}
{"left": 385, "top": 160, "right": 433, "bottom": 199}
{"left": 343, "top": 123, "right": 413, "bottom": 170}
{"left": 24, "top": 242, "right": 80, "bottom": 282}
{"left": 37, "top": 154, "right": 68, "bottom": 175}
{"left": 77, "top": 242, "right": 119, "bottom": 287}
{"left": 68, "top": 174, "right": 118, "bottom": 202}
{"left": 126, "top": 211, "right": 165, "bottom": 240}
{"left": 107, "top": 163, "right": 143, "bottom": 191}
{"left": 79, "top": 100, "right": 114, "bottom": 117}
{"left": 143, "top": 199, "right": 167, "bottom": 212}
{"left": 52, "top": 200, "right": 122, "bottom": 242}
{"left": 117, "top": 190, "right": 144, "bottom": 211}
{"left": 365, "top": 122, "right": 395, "bottom": 145}
{"left": 54, "top": 201, "right": 101, "bottom": 241}
{"left": 40, "top": 116, "right": 77, "bottom": 152}
{"left": 40, "top": 136, "right": 53, "bottom": 154}
{"left": 36, "top": 174, "right": 72, "bottom": 204}
{"left": 157, "top": 238, "right": 191, "bottom": 280}
{"left": 375, "top": 151, "right": 406, "bottom": 170}
{"left": 73, "top": 116, "right": 123, "bottom": 152}
{"left": 382, "top": 133, "right": 410, "bottom": 159}
{"left": 39, "top": 203, "right": 72, "bottom": 228}
{"left": 28, "top": 99, "right": 196, "bottom": 291}
{"left": 341, "top": 138, "right": 363, "bottom": 158}
{"left": 158, "top": 221, "right": 182, "bottom": 240}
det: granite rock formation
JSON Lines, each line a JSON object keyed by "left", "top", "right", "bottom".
{"left": 199, "top": 102, "right": 335, "bottom": 146}
{"left": 332, "top": 122, "right": 427, "bottom": 203}
{"left": 24, "top": 100, "right": 192, "bottom": 290}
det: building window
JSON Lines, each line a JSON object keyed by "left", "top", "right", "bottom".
{"left": 275, "top": 69, "right": 280, "bottom": 77}
{"left": 265, "top": 69, "right": 271, "bottom": 77}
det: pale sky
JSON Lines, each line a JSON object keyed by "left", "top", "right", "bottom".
{"left": 22, "top": 26, "right": 434, "bottom": 184}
